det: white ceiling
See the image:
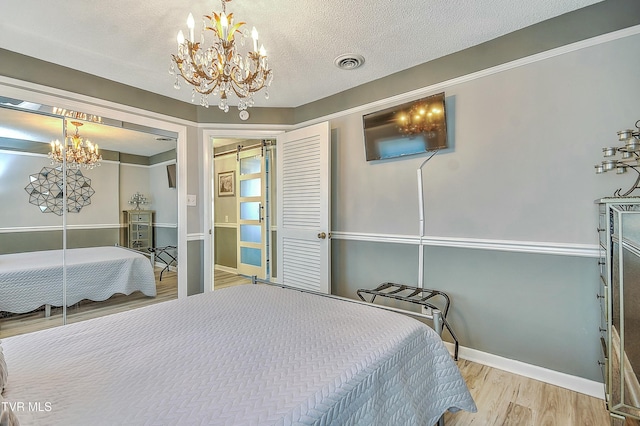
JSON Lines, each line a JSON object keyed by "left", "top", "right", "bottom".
{"left": 0, "top": 0, "right": 602, "bottom": 110}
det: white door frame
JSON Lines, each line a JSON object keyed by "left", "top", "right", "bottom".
{"left": 203, "top": 127, "right": 285, "bottom": 292}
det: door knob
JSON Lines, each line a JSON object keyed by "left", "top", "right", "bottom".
{"left": 317, "top": 232, "right": 326, "bottom": 239}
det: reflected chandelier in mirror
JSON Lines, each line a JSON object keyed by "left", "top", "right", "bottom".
{"left": 49, "top": 121, "right": 102, "bottom": 170}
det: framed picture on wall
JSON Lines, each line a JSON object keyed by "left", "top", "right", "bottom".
{"left": 218, "top": 171, "right": 235, "bottom": 196}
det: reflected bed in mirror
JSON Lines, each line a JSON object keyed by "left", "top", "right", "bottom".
{"left": 0, "top": 246, "right": 156, "bottom": 315}
{"left": 0, "top": 99, "right": 179, "bottom": 337}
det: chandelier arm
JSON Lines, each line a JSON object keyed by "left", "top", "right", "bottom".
{"left": 231, "top": 64, "right": 270, "bottom": 94}
{"left": 224, "top": 57, "right": 270, "bottom": 96}
{"left": 173, "top": 56, "right": 199, "bottom": 89}
{"left": 173, "top": 49, "right": 222, "bottom": 96}
{"left": 228, "top": 67, "right": 258, "bottom": 95}
{"left": 185, "top": 43, "right": 215, "bottom": 84}
{"left": 226, "top": 80, "right": 245, "bottom": 98}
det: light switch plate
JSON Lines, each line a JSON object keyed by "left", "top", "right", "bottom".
{"left": 186, "top": 194, "right": 197, "bottom": 206}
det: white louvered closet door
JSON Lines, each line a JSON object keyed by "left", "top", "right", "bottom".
{"left": 276, "top": 122, "right": 331, "bottom": 294}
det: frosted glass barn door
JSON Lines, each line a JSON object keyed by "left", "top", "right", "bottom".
{"left": 276, "top": 122, "right": 331, "bottom": 294}
{"left": 236, "top": 147, "right": 266, "bottom": 278}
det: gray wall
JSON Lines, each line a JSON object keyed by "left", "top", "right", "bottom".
{"left": 331, "top": 34, "right": 639, "bottom": 242}
{"left": 1, "top": 145, "right": 178, "bottom": 254}
{"left": 188, "top": 240, "right": 204, "bottom": 295}
{"left": 215, "top": 227, "right": 237, "bottom": 268}
{"left": 332, "top": 240, "right": 600, "bottom": 380}
{"left": 327, "top": 32, "right": 640, "bottom": 382}
{"left": 214, "top": 154, "right": 238, "bottom": 268}
{"left": 119, "top": 164, "right": 150, "bottom": 213}
{"left": 0, "top": 149, "right": 121, "bottom": 253}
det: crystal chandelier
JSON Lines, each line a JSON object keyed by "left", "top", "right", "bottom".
{"left": 170, "top": 0, "right": 273, "bottom": 116}
{"left": 397, "top": 102, "right": 445, "bottom": 138}
{"left": 49, "top": 121, "right": 102, "bottom": 170}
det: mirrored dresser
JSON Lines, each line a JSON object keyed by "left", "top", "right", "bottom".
{"left": 598, "top": 197, "right": 640, "bottom": 425}
{"left": 123, "top": 210, "right": 154, "bottom": 251}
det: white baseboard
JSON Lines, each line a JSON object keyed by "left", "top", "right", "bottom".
{"left": 444, "top": 342, "right": 605, "bottom": 400}
{"left": 214, "top": 264, "right": 238, "bottom": 274}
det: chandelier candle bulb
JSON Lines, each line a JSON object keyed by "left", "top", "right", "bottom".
{"left": 221, "top": 13, "right": 228, "bottom": 40}
{"left": 187, "top": 13, "right": 195, "bottom": 41}
{"left": 252, "top": 27, "right": 258, "bottom": 52}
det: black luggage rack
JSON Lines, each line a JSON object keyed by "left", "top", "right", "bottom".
{"left": 357, "top": 283, "right": 459, "bottom": 360}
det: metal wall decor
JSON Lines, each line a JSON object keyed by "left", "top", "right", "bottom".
{"left": 595, "top": 119, "right": 640, "bottom": 196}
{"left": 24, "top": 166, "right": 95, "bottom": 215}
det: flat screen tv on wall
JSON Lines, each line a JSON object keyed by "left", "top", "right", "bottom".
{"left": 167, "top": 163, "right": 177, "bottom": 188}
{"left": 363, "top": 92, "right": 447, "bottom": 161}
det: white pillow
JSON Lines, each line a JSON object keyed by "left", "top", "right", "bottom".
{"left": 0, "top": 344, "right": 7, "bottom": 395}
{"left": 0, "top": 394, "right": 19, "bottom": 426}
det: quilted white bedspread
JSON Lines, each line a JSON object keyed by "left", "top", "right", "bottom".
{"left": 0, "top": 246, "right": 156, "bottom": 313}
{"left": 2, "top": 284, "right": 476, "bottom": 425}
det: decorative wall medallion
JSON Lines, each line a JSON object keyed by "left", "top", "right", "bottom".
{"left": 24, "top": 166, "right": 95, "bottom": 216}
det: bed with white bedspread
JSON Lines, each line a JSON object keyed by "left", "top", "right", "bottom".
{"left": 1, "top": 284, "right": 476, "bottom": 425}
{"left": 0, "top": 246, "right": 156, "bottom": 314}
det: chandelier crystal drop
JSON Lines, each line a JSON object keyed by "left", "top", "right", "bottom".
{"left": 48, "top": 121, "right": 102, "bottom": 170}
{"left": 170, "top": 0, "right": 273, "bottom": 117}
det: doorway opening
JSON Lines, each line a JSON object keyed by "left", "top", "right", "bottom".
{"left": 211, "top": 138, "right": 276, "bottom": 290}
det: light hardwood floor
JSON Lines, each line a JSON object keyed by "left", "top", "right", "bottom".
{"left": 445, "top": 358, "right": 611, "bottom": 425}
{"left": 214, "top": 270, "right": 253, "bottom": 289}
{"left": 0, "top": 272, "right": 614, "bottom": 424}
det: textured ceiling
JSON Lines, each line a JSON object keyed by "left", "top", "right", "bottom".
{"left": 0, "top": 0, "right": 602, "bottom": 110}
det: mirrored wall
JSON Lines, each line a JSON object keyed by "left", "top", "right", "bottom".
{"left": 0, "top": 96, "right": 178, "bottom": 337}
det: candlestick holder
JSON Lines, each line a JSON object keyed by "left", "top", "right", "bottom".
{"left": 595, "top": 119, "right": 640, "bottom": 196}
{"left": 128, "top": 192, "right": 149, "bottom": 210}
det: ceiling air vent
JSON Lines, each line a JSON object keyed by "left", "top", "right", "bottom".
{"left": 334, "top": 54, "right": 365, "bottom": 70}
